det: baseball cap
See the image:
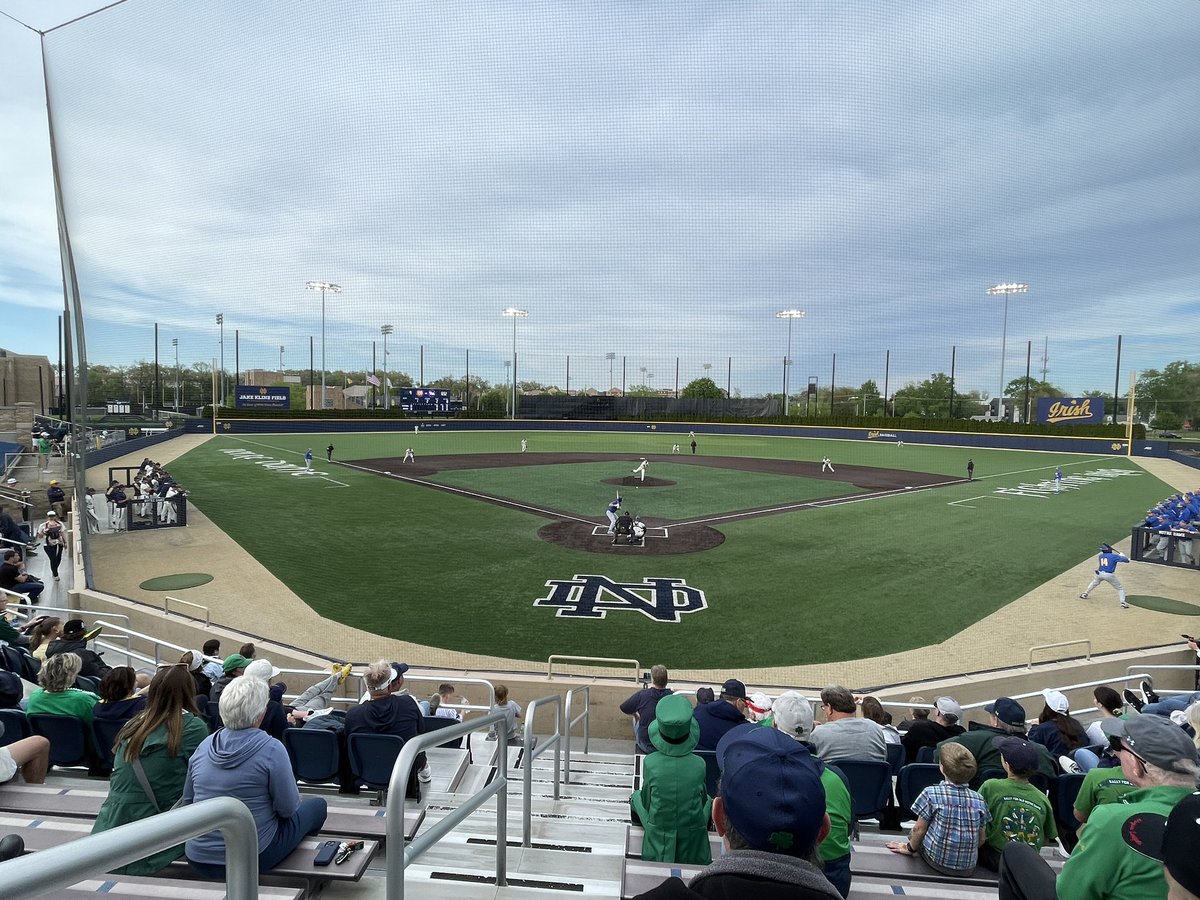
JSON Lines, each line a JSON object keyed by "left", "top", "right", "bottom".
{"left": 720, "top": 678, "right": 747, "bottom": 700}
{"left": 49, "top": 479, "right": 59, "bottom": 485}
{"left": 222, "top": 653, "right": 250, "bottom": 674}
{"left": 244, "top": 658, "right": 283, "bottom": 680}
{"left": 772, "top": 691, "right": 814, "bottom": 740}
{"left": 4, "top": 478, "right": 15, "bottom": 486}
{"left": 1126, "top": 791, "right": 1200, "bottom": 896}
{"left": 715, "top": 725, "right": 826, "bottom": 854}
{"left": 45, "top": 510, "right": 58, "bottom": 517}
{"left": 1042, "top": 689, "right": 1070, "bottom": 715}
{"left": 935, "top": 696, "right": 963, "bottom": 720}
{"left": 1102, "top": 716, "right": 1200, "bottom": 773}
{"left": 389, "top": 662, "right": 410, "bottom": 684}
{"left": 747, "top": 692, "right": 774, "bottom": 720}
{"left": 985, "top": 697, "right": 1026, "bottom": 726}
{"left": 993, "top": 736, "right": 1039, "bottom": 773}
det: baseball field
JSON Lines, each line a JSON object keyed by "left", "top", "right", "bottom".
{"left": 163, "top": 428, "right": 1170, "bottom": 669}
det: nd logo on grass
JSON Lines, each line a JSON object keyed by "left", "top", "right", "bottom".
{"left": 534, "top": 575, "right": 707, "bottom": 622}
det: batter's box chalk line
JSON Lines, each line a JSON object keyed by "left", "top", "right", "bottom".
{"left": 590, "top": 525, "right": 669, "bottom": 540}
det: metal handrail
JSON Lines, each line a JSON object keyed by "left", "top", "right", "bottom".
{"left": 547, "top": 654, "right": 640, "bottom": 681}
{"left": 8, "top": 602, "right": 130, "bottom": 628}
{"left": 562, "top": 685, "right": 590, "bottom": 784}
{"left": 387, "top": 710, "right": 511, "bottom": 900}
{"left": 522, "top": 693, "right": 563, "bottom": 847}
{"left": 398, "top": 674, "right": 497, "bottom": 718}
{"left": 164, "top": 594, "right": 211, "bottom": 626}
{"left": 1126, "top": 664, "right": 1200, "bottom": 696}
{"left": 0, "top": 797, "right": 259, "bottom": 899}
{"left": 1028, "top": 639, "right": 1091, "bottom": 668}
{"left": 955, "top": 673, "right": 1153, "bottom": 722}
{"left": 83, "top": 620, "right": 214, "bottom": 668}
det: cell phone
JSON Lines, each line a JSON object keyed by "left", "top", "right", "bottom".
{"left": 1182, "top": 634, "right": 1197, "bottom": 642}
{"left": 313, "top": 840, "right": 339, "bottom": 867}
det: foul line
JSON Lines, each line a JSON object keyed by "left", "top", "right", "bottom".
{"left": 672, "top": 482, "right": 951, "bottom": 528}
{"left": 228, "top": 437, "right": 350, "bottom": 487}
{"left": 947, "top": 456, "right": 1127, "bottom": 508}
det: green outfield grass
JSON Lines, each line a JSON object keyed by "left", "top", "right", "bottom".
{"left": 160, "top": 430, "right": 1172, "bottom": 669}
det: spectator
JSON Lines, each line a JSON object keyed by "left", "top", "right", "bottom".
{"left": 243, "top": 658, "right": 288, "bottom": 739}
{"left": 695, "top": 687, "right": 715, "bottom": 705}
{"left": 26, "top": 616, "right": 62, "bottom": 660}
{"left": 694, "top": 679, "right": 750, "bottom": 751}
{"left": 46, "top": 480, "right": 67, "bottom": 519}
{"left": 860, "top": 696, "right": 901, "bottom": 744}
{"left": 902, "top": 696, "right": 964, "bottom": 764}
{"left": 1129, "top": 789, "right": 1200, "bottom": 900}
{"left": 90, "top": 665, "right": 209, "bottom": 874}
{"left": 746, "top": 692, "right": 775, "bottom": 726}
{"left": 45, "top": 619, "right": 110, "bottom": 680}
{"left": 630, "top": 693, "right": 712, "bottom": 866}
{"left": 0, "top": 507, "right": 36, "bottom": 559}
{"left": 1000, "top": 715, "right": 1200, "bottom": 899}
{"left": 1027, "top": 689, "right": 1088, "bottom": 768}
{"left": 940, "top": 696, "right": 1057, "bottom": 783}
{"left": 1127, "top": 652, "right": 1200, "bottom": 716}
{"left": 0, "top": 601, "right": 33, "bottom": 650}
{"left": 0, "top": 670, "right": 22, "bottom": 710}
{"left": 631, "top": 726, "right": 842, "bottom": 900}
{"left": 34, "top": 511, "right": 67, "bottom": 582}
{"left": 239, "top": 643, "right": 256, "bottom": 659}
{"left": 487, "top": 683, "right": 523, "bottom": 743}
{"left": 898, "top": 696, "right": 930, "bottom": 732}
{"left": 1084, "top": 686, "right": 1127, "bottom": 748}
{"left": 1072, "top": 757, "right": 1136, "bottom": 831}
{"left": 344, "top": 661, "right": 430, "bottom": 784}
{"left": 0, "top": 730, "right": 49, "bottom": 786}
{"left": 200, "top": 640, "right": 223, "bottom": 684}
{"left": 773, "top": 691, "right": 854, "bottom": 898}
{"left": 0, "top": 548, "right": 43, "bottom": 604}
{"left": 93, "top": 666, "right": 147, "bottom": 724}
{"left": 179, "top": 649, "right": 213, "bottom": 699}
{"left": 621, "top": 665, "right": 673, "bottom": 754}
{"left": 26, "top": 652, "right": 99, "bottom": 725}
{"left": 886, "top": 742, "right": 990, "bottom": 877}
{"left": 183, "top": 677, "right": 328, "bottom": 877}
{"left": 809, "top": 685, "right": 887, "bottom": 763}
{"left": 977, "top": 738, "right": 1056, "bottom": 871}
{"left": 209, "top": 653, "right": 249, "bottom": 705}
{"left": 430, "top": 683, "right": 463, "bottom": 722}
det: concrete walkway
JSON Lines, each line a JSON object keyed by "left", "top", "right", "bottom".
{"left": 85, "top": 437, "right": 1200, "bottom": 686}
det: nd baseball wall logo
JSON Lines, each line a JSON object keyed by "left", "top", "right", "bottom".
{"left": 534, "top": 575, "right": 708, "bottom": 622}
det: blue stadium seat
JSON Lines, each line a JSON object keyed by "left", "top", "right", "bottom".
{"left": 916, "top": 745, "right": 936, "bottom": 764}
{"left": 74, "top": 675, "right": 100, "bottom": 694}
{"left": 693, "top": 749, "right": 720, "bottom": 798}
{"left": 92, "top": 717, "right": 129, "bottom": 767}
{"left": 886, "top": 742, "right": 904, "bottom": 775}
{"left": 347, "top": 733, "right": 419, "bottom": 799}
{"left": 833, "top": 759, "right": 892, "bottom": 822}
{"left": 0, "top": 709, "right": 30, "bottom": 747}
{"left": 897, "top": 763, "right": 943, "bottom": 819}
{"left": 1050, "top": 772, "right": 1085, "bottom": 848}
{"left": 28, "top": 714, "right": 91, "bottom": 767}
{"left": 283, "top": 727, "right": 341, "bottom": 784}
{"left": 422, "top": 715, "right": 463, "bottom": 749}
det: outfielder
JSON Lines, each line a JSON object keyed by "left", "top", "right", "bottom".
{"left": 1054, "top": 468, "right": 1063, "bottom": 493}
{"left": 304, "top": 448, "right": 313, "bottom": 472}
{"left": 605, "top": 494, "right": 623, "bottom": 535}
{"left": 633, "top": 458, "right": 648, "bottom": 482}
{"left": 402, "top": 448, "right": 415, "bottom": 463}
{"left": 1080, "top": 543, "right": 1131, "bottom": 609}
{"left": 520, "top": 439, "right": 528, "bottom": 452}
{"left": 821, "top": 457, "right": 835, "bottom": 473}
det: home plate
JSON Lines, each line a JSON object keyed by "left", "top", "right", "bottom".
{"left": 589, "top": 525, "right": 669, "bottom": 540}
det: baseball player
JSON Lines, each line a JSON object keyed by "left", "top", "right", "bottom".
{"left": 821, "top": 457, "right": 835, "bottom": 473}
{"left": 326, "top": 443, "right": 335, "bottom": 461}
{"left": 1080, "top": 543, "right": 1131, "bottom": 609}
{"left": 520, "top": 439, "right": 528, "bottom": 452}
{"left": 304, "top": 448, "right": 313, "bottom": 472}
{"left": 633, "top": 458, "right": 648, "bottom": 483}
{"left": 1054, "top": 468, "right": 1063, "bottom": 493}
{"left": 966, "top": 458, "right": 974, "bottom": 481}
{"left": 671, "top": 443, "right": 680, "bottom": 454}
{"left": 402, "top": 448, "right": 415, "bottom": 463}
{"left": 605, "top": 494, "right": 623, "bottom": 535}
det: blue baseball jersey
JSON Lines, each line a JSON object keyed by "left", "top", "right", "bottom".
{"left": 305, "top": 449, "right": 313, "bottom": 461}
{"left": 607, "top": 499, "right": 621, "bottom": 514}
{"left": 1097, "top": 551, "right": 1128, "bottom": 573}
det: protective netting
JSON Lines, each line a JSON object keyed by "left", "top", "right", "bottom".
{"left": 39, "top": 0, "right": 1200, "bottom": 413}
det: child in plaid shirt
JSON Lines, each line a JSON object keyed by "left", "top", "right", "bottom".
{"left": 886, "top": 742, "right": 990, "bottom": 876}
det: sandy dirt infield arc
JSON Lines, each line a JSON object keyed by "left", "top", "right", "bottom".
{"left": 348, "top": 452, "right": 957, "bottom": 555}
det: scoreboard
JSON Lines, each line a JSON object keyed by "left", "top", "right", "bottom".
{"left": 398, "top": 387, "right": 462, "bottom": 414}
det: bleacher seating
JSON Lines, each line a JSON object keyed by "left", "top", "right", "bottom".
{"left": 283, "top": 727, "right": 342, "bottom": 785}
{"left": 28, "top": 714, "right": 92, "bottom": 768}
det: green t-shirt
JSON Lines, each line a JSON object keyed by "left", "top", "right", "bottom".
{"left": 979, "top": 777, "right": 1057, "bottom": 851}
{"left": 1073, "top": 767, "right": 1136, "bottom": 820}
{"left": 26, "top": 688, "right": 99, "bottom": 725}
{"left": 818, "top": 766, "right": 852, "bottom": 861}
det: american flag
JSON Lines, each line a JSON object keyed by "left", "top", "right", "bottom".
{"left": 365, "top": 372, "right": 381, "bottom": 387}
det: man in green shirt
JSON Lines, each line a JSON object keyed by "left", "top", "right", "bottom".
{"left": 999, "top": 714, "right": 1199, "bottom": 900}
{"left": 978, "top": 737, "right": 1057, "bottom": 871}
{"left": 1072, "top": 765, "right": 1136, "bottom": 830}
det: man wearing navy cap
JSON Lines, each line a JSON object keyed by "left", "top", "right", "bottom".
{"left": 694, "top": 678, "right": 750, "bottom": 752}
{"left": 632, "top": 726, "right": 843, "bottom": 899}
{"left": 940, "top": 697, "right": 1057, "bottom": 784}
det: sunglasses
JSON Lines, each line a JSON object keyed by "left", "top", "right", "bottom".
{"left": 1108, "top": 736, "right": 1147, "bottom": 763}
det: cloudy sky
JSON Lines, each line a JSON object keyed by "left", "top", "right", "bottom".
{"left": 3, "top": 0, "right": 1198, "bottom": 399}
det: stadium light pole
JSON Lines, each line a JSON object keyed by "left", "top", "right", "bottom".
{"left": 305, "top": 281, "right": 342, "bottom": 410}
{"left": 171, "top": 338, "right": 180, "bottom": 412}
{"left": 605, "top": 352, "right": 616, "bottom": 393}
{"left": 380, "top": 324, "right": 394, "bottom": 410}
{"left": 278, "top": 345, "right": 284, "bottom": 372}
{"left": 986, "top": 283, "right": 1028, "bottom": 417}
{"left": 775, "top": 309, "right": 805, "bottom": 416}
{"left": 502, "top": 307, "right": 528, "bottom": 420}
{"left": 216, "top": 314, "right": 224, "bottom": 407}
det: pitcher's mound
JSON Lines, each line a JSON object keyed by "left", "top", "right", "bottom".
{"left": 602, "top": 476, "right": 676, "bottom": 488}
{"left": 538, "top": 519, "right": 724, "bottom": 555}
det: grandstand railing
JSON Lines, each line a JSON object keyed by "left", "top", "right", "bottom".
{"left": 164, "top": 594, "right": 211, "bottom": 626}
{"left": 399, "top": 674, "right": 497, "bottom": 720}
{"left": 562, "top": 685, "right": 590, "bottom": 784}
{"left": 1028, "top": 639, "right": 1091, "bottom": 668}
{"left": 958, "top": 673, "right": 1154, "bottom": 723}
{"left": 0, "top": 797, "right": 259, "bottom": 899}
{"left": 387, "top": 709, "right": 511, "bottom": 900}
{"left": 522, "top": 693, "right": 563, "bottom": 847}
{"left": 1126, "top": 664, "right": 1200, "bottom": 695}
{"left": 548, "top": 654, "right": 639, "bottom": 681}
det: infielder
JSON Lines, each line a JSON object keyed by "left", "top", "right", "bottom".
{"left": 821, "top": 457, "right": 834, "bottom": 473}
{"left": 633, "top": 458, "right": 648, "bottom": 482}
{"left": 671, "top": 443, "right": 680, "bottom": 454}
{"left": 304, "top": 448, "right": 313, "bottom": 472}
{"left": 402, "top": 448, "right": 415, "bottom": 463}
{"left": 1080, "top": 543, "right": 1131, "bottom": 609}
{"left": 605, "top": 494, "right": 623, "bottom": 535}
{"left": 1054, "top": 468, "right": 1063, "bottom": 493}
